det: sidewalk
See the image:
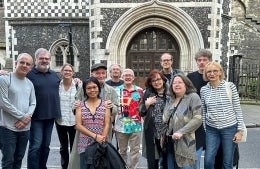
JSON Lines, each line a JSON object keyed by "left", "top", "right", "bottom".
{"left": 241, "top": 104, "right": 260, "bottom": 128}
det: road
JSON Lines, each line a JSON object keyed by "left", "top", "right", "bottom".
{"left": 0, "top": 128, "right": 260, "bottom": 168}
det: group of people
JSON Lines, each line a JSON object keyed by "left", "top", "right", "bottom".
{"left": 0, "top": 47, "right": 246, "bottom": 169}
{"left": 139, "top": 50, "right": 245, "bottom": 169}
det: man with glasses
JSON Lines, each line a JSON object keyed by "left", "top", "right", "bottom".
{"left": 0, "top": 53, "right": 36, "bottom": 169}
{"left": 27, "top": 48, "right": 62, "bottom": 169}
{"left": 160, "top": 53, "right": 183, "bottom": 85}
{"left": 114, "top": 69, "right": 143, "bottom": 169}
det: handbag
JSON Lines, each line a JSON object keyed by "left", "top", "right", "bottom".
{"left": 160, "top": 99, "right": 182, "bottom": 152}
{"left": 225, "top": 82, "right": 247, "bottom": 142}
{"left": 233, "top": 143, "right": 239, "bottom": 169}
{"left": 160, "top": 127, "right": 168, "bottom": 153}
{"left": 241, "top": 122, "right": 247, "bottom": 142}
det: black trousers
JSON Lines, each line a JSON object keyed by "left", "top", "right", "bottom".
{"left": 55, "top": 122, "right": 76, "bottom": 169}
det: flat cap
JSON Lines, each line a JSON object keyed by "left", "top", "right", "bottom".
{"left": 91, "top": 63, "right": 107, "bottom": 72}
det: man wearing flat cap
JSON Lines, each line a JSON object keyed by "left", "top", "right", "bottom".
{"left": 68, "top": 63, "right": 119, "bottom": 169}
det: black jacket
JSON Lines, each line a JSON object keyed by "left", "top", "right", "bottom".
{"left": 84, "top": 141, "right": 128, "bottom": 169}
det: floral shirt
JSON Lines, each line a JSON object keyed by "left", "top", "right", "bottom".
{"left": 114, "top": 85, "right": 143, "bottom": 134}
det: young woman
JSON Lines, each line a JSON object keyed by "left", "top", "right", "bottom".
{"left": 201, "top": 62, "right": 245, "bottom": 169}
{"left": 75, "top": 77, "right": 110, "bottom": 169}
{"left": 139, "top": 69, "right": 168, "bottom": 169}
{"left": 163, "top": 74, "right": 202, "bottom": 169}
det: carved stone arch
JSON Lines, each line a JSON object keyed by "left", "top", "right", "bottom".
{"left": 238, "top": 0, "right": 249, "bottom": 10}
{"left": 232, "top": 0, "right": 246, "bottom": 19}
{"left": 106, "top": 0, "right": 204, "bottom": 72}
{"left": 49, "top": 38, "right": 79, "bottom": 72}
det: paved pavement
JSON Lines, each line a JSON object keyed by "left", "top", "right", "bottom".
{"left": 241, "top": 104, "right": 260, "bottom": 128}
{"left": 0, "top": 104, "right": 259, "bottom": 169}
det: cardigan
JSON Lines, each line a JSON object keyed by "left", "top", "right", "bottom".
{"left": 163, "top": 92, "right": 202, "bottom": 167}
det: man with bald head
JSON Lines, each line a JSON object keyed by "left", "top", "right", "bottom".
{"left": 0, "top": 53, "right": 36, "bottom": 169}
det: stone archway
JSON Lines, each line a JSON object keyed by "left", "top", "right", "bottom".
{"left": 106, "top": 0, "right": 204, "bottom": 72}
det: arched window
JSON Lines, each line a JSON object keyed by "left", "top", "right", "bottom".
{"left": 50, "top": 39, "right": 79, "bottom": 72}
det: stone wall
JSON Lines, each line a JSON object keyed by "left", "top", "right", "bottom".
{"left": 230, "top": 0, "right": 260, "bottom": 62}
{"left": 0, "top": 8, "right": 4, "bottom": 47}
{"left": 8, "top": 19, "right": 90, "bottom": 79}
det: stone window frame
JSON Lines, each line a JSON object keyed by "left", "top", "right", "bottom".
{"left": 49, "top": 38, "right": 79, "bottom": 72}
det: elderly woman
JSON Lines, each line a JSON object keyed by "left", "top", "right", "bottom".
{"left": 139, "top": 69, "right": 168, "bottom": 169}
{"left": 200, "top": 62, "right": 245, "bottom": 169}
{"left": 163, "top": 74, "right": 202, "bottom": 169}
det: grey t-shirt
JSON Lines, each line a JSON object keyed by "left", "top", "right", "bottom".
{"left": 0, "top": 73, "right": 36, "bottom": 131}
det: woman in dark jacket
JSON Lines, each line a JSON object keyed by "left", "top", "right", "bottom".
{"left": 139, "top": 69, "right": 168, "bottom": 169}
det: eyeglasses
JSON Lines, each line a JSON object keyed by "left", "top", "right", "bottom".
{"left": 172, "top": 81, "right": 184, "bottom": 85}
{"left": 161, "top": 59, "right": 172, "bottom": 62}
{"left": 18, "top": 61, "right": 32, "bottom": 67}
{"left": 38, "top": 57, "right": 50, "bottom": 61}
{"left": 86, "top": 86, "right": 98, "bottom": 91}
{"left": 151, "top": 78, "right": 162, "bottom": 83}
{"left": 123, "top": 74, "right": 133, "bottom": 77}
{"left": 63, "top": 69, "right": 73, "bottom": 72}
{"left": 206, "top": 70, "right": 219, "bottom": 74}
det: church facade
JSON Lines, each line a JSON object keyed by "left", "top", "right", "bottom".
{"left": 2, "top": 0, "right": 235, "bottom": 87}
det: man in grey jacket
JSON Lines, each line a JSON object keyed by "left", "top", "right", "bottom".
{"left": 75, "top": 63, "right": 118, "bottom": 120}
{"left": 0, "top": 53, "right": 36, "bottom": 169}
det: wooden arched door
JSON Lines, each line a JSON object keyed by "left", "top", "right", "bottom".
{"left": 126, "top": 28, "right": 180, "bottom": 88}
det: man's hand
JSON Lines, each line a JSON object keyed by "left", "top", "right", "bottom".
{"left": 23, "top": 115, "right": 32, "bottom": 125}
{"left": 0, "top": 70, "right": 9, "bottom": 75}
{"left": 15, "top": 120, "right": 26, "bottom": 129}
{"left": 74, "top": 100, "right": 81, "bottom": 110}
{"left": 15, "top": 115, "right": 32, "bottom": 129}
{"left": 73, "top": 78, "right": 82, "bottom": 86}
{"left": 105, "top": 100, "right": 113, "bottom": 109}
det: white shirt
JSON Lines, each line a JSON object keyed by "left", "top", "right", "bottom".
{"left": 56, "top": 80, "right": 78, "bottom": 126}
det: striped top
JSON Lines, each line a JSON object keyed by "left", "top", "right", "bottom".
{"left": 77, "top": 100, "right": 106, "bottom": 153}
{"left": 200, "top": 80, "right": 244, "bottom": 131}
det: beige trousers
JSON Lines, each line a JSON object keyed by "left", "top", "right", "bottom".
{"left": 116, "top": 132, "right": 141, "bottom": 169}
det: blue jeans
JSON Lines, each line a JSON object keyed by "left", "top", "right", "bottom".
{"left": 204, "top": 124, "right": 237, "bottom": 169}
{"left": 194, "top": 147, "right": 203, "bottom": 169}
{"left": 27, "top": 119, "right": 54, "bottom": 169}
{"left": 167, "top": 138, "right": 193, "bottom": 169}
{"left": 0, "top": 126, "right": 29, "bottom": 169}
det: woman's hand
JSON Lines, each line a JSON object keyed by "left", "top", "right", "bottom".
{"left": 95, "top": 134, "right": 106, "bottom": 144}
{"left": 74, "top": 100, "right": 81, "bottom": 109}
{"left": 145, "top": 96, "right": 157, "bottom": 108}
{"left": 233, "top": 131, "right": 243, "bottom": 143}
